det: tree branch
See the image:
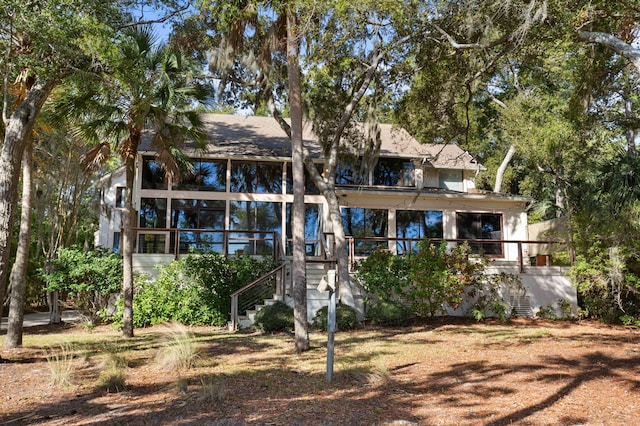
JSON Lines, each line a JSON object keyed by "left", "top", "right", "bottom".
{"left": 433, "top": 23, "right": 509, "bottom": 50}
{"left": 579, "top": 31, "right": 640, "bottom": 72}
{"left": 326, "top": 35, "right": 385, "bottom": 177}
{"left": 118, "top": 5, "right": 190, "bottom": 30}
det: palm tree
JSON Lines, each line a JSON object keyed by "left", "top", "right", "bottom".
{"left": 57, "top": 26, "right": 208, "bottom": 337}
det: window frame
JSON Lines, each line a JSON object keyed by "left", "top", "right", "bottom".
{"left": 456, "top": 212, "right": 503, "bottom": 257}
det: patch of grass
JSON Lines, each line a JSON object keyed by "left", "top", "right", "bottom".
{"left": 199, "top": 376, "right": 227, "bottom": 408}
{"left": 155, "top": 322, "right": 200, "bottom": 372}
{"left": 96, "top": 355, "right": 126, "bottom": 393}
{"left": 46, "top": 344, "right": 76, "bottom": 388}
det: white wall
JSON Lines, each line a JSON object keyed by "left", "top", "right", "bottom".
{"left": 95, "top": 169, "right": 126, "bottom": 250}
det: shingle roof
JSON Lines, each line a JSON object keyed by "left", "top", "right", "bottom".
{"left": 140, "top": 114, "right": 484, "bottom": 170}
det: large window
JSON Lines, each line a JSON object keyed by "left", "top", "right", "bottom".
{"left": 138, "top": 234, "right": 167, "bottom": 254}
{"left": 396, "top": 210, "right": 443, "bottom": 254}
{"left": 373, "top": 158, "right": 415, "bottom": 187}
{"left": 335, "top": 158, "right": 367, "bottom": 185}
{"left": 171, "top": 199, "right": 225, "bottom": 253}
{"left": 139, "top": 198, "right": 167, "bottom": 228}
{"left": 286, "top": 163, "right": 322, "bottom": 195}
{"left": 342, "top": 208, "right": 388, "bottom": 255}
{"left": 286, "top": 204, "right": 322, "bottom": 256}
{"left": 230, "top": 161, "right": 283, "bottom": 193}
{"left": 141, "top": 157, "right": 167, "bottom": 189}
{"left": 456, "top": 212, "right": 503, "bottom": 256}
{"left": 115, "top": 187, "right": 126, "bottom": 208}
{"left": 229, "top": 201, "right": 282, "bottom": 254}
{"left": 439, "top": 169, "right": 463, "bottom": 191}
{"left": 174, "top": 159, "right": 227, "bottom": 192}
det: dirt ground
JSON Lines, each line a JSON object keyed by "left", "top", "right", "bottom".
{"left": 1, "top": 318, "right": 639, "bottom": 425}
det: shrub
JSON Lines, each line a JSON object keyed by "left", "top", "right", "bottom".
{"left": 41, "top": 247, "right": 122, "bottom": 319}
{"left": 536, "top": 304, "right": 557, "bottom": 320}
{"left": 111, "top": 253, "right": 277, "bottom": 328}
{"left": 155, "top": 322, "right": 200, "bottom": 372}
{"left": 465, "top": 272, "right": 522, "bottom": 321}
{"left": 46, "top": 344, "right": 76, "bottom": 388}
{"left": 96, "top": 355, "right": 126, "bottom": 393}
{"left": 254, "top": 301, "right": 294, "bottom": 332}
{"left": 366, "top": 300, "right": 411, "bottom": 326}
{"left": 570, "top": 242, "right": 640, "bottom": 324}
{"left": 355, "top": 248, "right": 409, "bottom": 302}
{"left": 311, "top": 304, "right": 360, "bottom": 331}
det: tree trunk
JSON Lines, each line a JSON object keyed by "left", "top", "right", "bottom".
{"left": 5, "top": 142, "right": 34, "bottom": 348}
{"left": 624, "top": 96, "right": 637, "bottom": 158}
{"left": 0, "top": 79, "right": 54, "bottom": 322}
{"left": 121, "top": 141, "right": 137, "bottom": 338}
{"left": 287, "top": 10, "right": 309, "bottom": 352}
{"left": 324, "top": 189, "right": 355, "bottom": 312}
{"left": 494, "top": 144, "right": 516, "bottom": 193}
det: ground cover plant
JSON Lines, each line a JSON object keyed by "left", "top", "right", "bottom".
{"left": 1, "top": 318, "right": 639, "bottom": 425}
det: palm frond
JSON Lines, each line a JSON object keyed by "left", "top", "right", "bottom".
{"left": 82, "top": 142, "right": 112, "bottom": 172}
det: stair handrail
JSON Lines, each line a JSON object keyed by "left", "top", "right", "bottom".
{"left": 230, "top": 262, "right": 288, "bottom": 331}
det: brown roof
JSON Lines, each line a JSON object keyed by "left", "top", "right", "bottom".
{"left": 141, "top": 114, "right": 484, "bottom": 170}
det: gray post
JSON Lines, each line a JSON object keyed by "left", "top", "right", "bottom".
{"left": 326, "top": 269, "right": 336, "bottom": 383}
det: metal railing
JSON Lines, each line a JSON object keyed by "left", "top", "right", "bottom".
{"left": 229, "top": 263, "right": 288, "bottom": 331}
{"left": 346, "top": 237, "right": 568, "bottom": 273}
{"left": 131, "top": 228, "right": 281, "bottom": 261}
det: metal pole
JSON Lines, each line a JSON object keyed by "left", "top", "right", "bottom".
{"left": 326, "top": 288, "right": 336, "bottom": 383}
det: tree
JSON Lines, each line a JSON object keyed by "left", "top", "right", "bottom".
{"left": 4, "top": 141, "right": 33, "bottom": 348}
{"left": 57, "top": 26, "right": 208, "bottom": 337}
{"left": 0, "top": 0, "right": 127, "bottom": 321}
{"left": 195, "top": 2, "right": 409, "bottom": 341}
{"left": 286, "top": 8, "right": 309, "bottom": 351}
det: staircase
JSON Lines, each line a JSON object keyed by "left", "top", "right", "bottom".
{"left": 235, "top": 261, "right": 333, "bottom": 329}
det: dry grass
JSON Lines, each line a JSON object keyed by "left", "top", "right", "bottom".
{"left": 46, "top": 344, "right": 76, "bottom": 388}
{"left": 155, "top": 321, "right": 200, "bottom": 372}
{"left": 2, "top": 318, "right": 639, "bottom": 425}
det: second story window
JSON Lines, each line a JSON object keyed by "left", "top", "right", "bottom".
{"left": 115, "top": 187, "right": 126, "bottom": 208}
{"left": 230, "top": 161, "right": 283, "bottom": 193}
{"left": 373, "top": 158, "right": 415, "bottom": 187}
{"left": 439, "top": 169, "right": 463, "bottom": 191}
{"left": 174, "top": 159, "right": 227, "bottom": 192}
{"left": 139, "top": 198, "right": 167, "bottom": 228}
{"left": 336, "top": 158, "right": 366, "bottom": 186}
{"left": 141, "top": 157, "right": 167, "bottom": 190}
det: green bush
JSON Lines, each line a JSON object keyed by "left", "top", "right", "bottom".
{"left": 254, "top": 301, "right": 294, "bottom": 332}
{"left": 355, "top": 248, "right": 409, "bottom": 301}
{"left": 356, "top": 239, "right": 521, "bottom": 320}
{"left": 570, "top": 242, "right": 640, "bottom": 324}
{"left": 41, "top": 247, "right": 122, "bottom": 318}
{"left": 109, "top": 253, "right": 277, "bottom": 328}
{"left": 366, "top": 300, "right": 411, "bottom": 326}
{"left": 311, "top": 304, "right": 360, "bottom": 331}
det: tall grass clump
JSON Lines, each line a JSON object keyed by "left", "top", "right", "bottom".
{"left": 47, "top": 344, "right": 76, "bottom": 388}
{"left": 155, "top": 322, "right": 200, "bottom": 372}
{"left": 96, "top": 355, "right": 127, "bottom": 393}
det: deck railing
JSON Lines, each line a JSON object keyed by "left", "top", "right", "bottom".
{"left": 131, "top": 228, "right": 281, "bottom": 261}
{"left": 229, "top": 263, "right": 288, "bottom": 331}
{"left": 345, "top": 237, "right": 568, "bottom": 273}
{"left": 130, "top": 228, "right": 567, "bottom": 273}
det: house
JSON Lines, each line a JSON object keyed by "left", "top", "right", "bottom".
{"left": 96, "top": 114, "right": 576, "bottom": 323}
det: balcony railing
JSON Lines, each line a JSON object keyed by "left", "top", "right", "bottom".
{"left": 131, "top": 228, "right": 567, "bottom": 273}
{"left": 131, "top": 228, "right": 282, "bottom": 261}
{"left": 345, "top": 237, "right": 568, "bottom": 273}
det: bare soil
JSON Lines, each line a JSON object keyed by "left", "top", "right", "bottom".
{"left": 1, "top": 318, "right": 639, "bottom": 425}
